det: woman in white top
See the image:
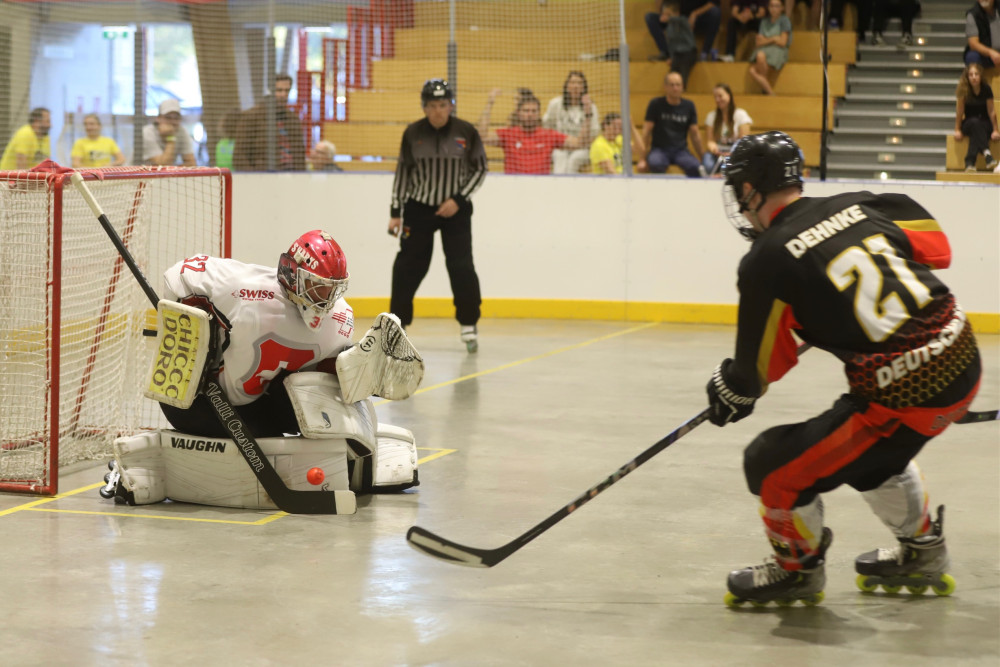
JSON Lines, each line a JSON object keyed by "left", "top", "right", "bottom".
{"left": 702, "top": 83, "right": 753, "bottom": 175}
{"left": 543, "top": 70, "right": 600, "bottom": 174}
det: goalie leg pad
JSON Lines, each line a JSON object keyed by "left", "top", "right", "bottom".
{"left": 335, "top": 312, "right": 425, "bottom": 403}
{"left": 347, "top": 424, "right": 419, "bottom": 493}
{"left": 285, "top": 372, "right": 378, "bottom": 446}
{"left": 113, "top": 431, "right": 167, "bottom": 505}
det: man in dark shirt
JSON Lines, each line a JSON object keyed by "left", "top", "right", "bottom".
{"left": 638, "top": 72, "right": 705, "bottom": 177}
{"left": 646, "top": 0, "right": 722, "bottom": 61}
{"left": 388, "top": 79, "right": 488, "bottom": 353}
{"left": 707, "top": 131, "right": 980, "bottom": 607}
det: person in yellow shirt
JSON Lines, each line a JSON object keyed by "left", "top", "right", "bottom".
{"left": 589, "top": 112, "right": 645, "bottom": 175}
{"left": 0, "top": 107, "right": 51, "bottom": 170}
{"left": 72, "top": 114, "right": 127, "bottom": 168}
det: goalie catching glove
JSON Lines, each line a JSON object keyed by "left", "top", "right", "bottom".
{"left": 336, "top": 312, "right": 424, "bottom": 403}
{"left": 706, "top": 359, "right": 758, "bottom": 426}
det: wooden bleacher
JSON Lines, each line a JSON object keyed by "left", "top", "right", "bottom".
{"left": 327, "top": 0, "right": 852, "bottom": 172}
{"left": 944, "top": 135, "right": 1000, "bottom": 171}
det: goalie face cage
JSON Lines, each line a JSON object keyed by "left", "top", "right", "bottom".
{"left": 0, "top": 166, "right": 232, "bottom": 495}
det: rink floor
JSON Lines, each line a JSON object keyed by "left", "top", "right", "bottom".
{"left": 2, "top": 318, "right": 998, "bottom": 666}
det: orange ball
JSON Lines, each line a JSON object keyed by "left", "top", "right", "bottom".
{"left": 306, "top": 467, "right": 325, "bottom": 485}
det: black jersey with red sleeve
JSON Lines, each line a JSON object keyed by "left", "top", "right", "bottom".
{"left": 726, "top": 191, "right": 978, "bottom": 409}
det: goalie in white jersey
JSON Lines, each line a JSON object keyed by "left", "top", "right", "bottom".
{"left": 159, "top": 230, "right": 358, "bottom": 436}
{"left": 101, "top": 230, "right": 425, "bottom": 512}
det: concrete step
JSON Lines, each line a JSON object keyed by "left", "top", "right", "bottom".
{"left": 847, "top": 77, "right": 960, "bottom": 95}
{"left": 852, "top": 60, "right": 964, "bottom": 72}
{"left": 830, "top": 127, "right": 951, "bottom": 149}
{"left": 826, "top": 160, "right": 940, "bottom": 180}
{"left": 857, "top": 44, "right": 965, "bottom": 62}
{"left": 836, "top": 96, "right": 955, "bottom": 113}
{"left": 826, "top": 146, "right": 946, "bottom": 168}
{"left": 836, "top": 108, "right": 954, "bottom": 130}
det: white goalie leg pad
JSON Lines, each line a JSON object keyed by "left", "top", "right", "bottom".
{"left": 113, "top": 431, "right": 167, "bottom": 504}
{"left": 284, "top": 372, "right": 377, "bottom": 449}
{"left": 861, "top": 461, "right": 928, "bottom": 539}
{"left": 347, "top": 423, "right": 419, "bottom": 492}
{"left": 160, "top": 432, "right": 351, "bottom": 510}
{"left": 335, "top": 312, "right": 424, "bottom": 403}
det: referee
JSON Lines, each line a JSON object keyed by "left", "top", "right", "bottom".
{"left": 389, "top": 79, "right": 488, "bottom": 353}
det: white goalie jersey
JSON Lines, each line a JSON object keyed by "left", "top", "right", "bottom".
{"left": 162, "top": 255, "right": 355, "bottom": 406}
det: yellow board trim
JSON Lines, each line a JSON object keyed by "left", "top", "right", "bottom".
{"left": 347, "top": 297, "right": 999, "bottom": 334}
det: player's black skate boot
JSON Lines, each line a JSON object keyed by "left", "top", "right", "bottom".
{"left": 855, "top": 505, "right": 954, "bottom": 596}
{"left": 97, "top": 460, "right": 136, "bottom": 505}
{"left": 724, "top": 528, "right": 833, "bottom": 608}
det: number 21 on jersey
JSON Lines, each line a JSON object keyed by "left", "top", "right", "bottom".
{"left": 827, "top": 233, "right": 933, "bottom": 342}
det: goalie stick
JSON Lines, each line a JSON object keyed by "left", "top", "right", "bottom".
{"left": 70, "top": 171, "right": 352, "bottom": 515}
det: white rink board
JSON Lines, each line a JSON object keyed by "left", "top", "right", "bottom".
{"left": 231, "top": 173, "right": 1000, "bottom": 316}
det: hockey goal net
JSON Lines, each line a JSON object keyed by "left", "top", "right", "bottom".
{"left": 0, "top": 164, "right": 231, "bottom": 495}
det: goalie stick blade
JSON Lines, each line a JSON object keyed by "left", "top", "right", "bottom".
{"left": 406, "top": 526, "right": 496, "bottom": 568}
{"left": 957, "top": 409, "right": 999, "bottom": 424}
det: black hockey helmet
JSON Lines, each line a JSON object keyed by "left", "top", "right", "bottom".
{"left": 421, "top": 78, "right": 454, "bottom": 105}
{"left": 722, "top": 131, "right": 804, "bottom": 240}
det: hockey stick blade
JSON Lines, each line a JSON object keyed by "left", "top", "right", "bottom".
{"left": 406, "top": 408, "right": 712, "bottom": 568}
{"left": 71, "top": 171, "right": 353, "bottom": 515}
{"left": 957, "top": 409, "right": 1000, "bottom": 424}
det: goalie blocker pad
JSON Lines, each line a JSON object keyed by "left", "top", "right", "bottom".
{"left": 144, "top": 300, "right": 215, "bottom": 409}
{"left": 286, "top": 372, "right": 419, "bottom": 493}
{"left": 336, "top": 312, "right": 424, "bottom": 403}
{"left": 112, "top": 430, "right": 355, "bottom": 512}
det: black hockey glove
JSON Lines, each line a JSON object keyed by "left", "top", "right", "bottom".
{"left": 706, "top": 359, "right": 757, "bottom": 426}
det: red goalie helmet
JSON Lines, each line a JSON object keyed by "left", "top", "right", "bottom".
{"left": 277, "top": 230, "right": 349, "bottom": 328}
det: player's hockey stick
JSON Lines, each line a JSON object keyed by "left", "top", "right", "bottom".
{"left": 957, "top": 409, "right": 999, "bottom": 424}
{"left": 70, "top": 171, "right": 352, "bottom": 515}
{"left": 406, "top": 407, "right": 712, "bottom": 567}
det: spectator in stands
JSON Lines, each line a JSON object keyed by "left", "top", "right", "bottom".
{"left": 478, "top": 88, "right": 591, "bottom": 174}
{"left": 785, "top": 0, "right": 821, "bottom": 30}
{"left": 646, "top": 0, "right": 722, "bottom": 62}
{"left": 214, "top": 108, "right": 240, "bottom": 169}
{"left": 0, "top": 107, "right": 50, "bottom": 170}
{"left": 308, "top": 141, "right": 343, "bottom": 172}
{"left": 829, "top": 0, "right": 873, "bottom": 43}
{"left": 703, "top": 83, "right": 753, "bottom": 175}
{"left": 749, "top": 0, "right": 792, "bottom": 95}
{"left": 638, "top": 71, "right": 705, "bottom": 177}
{"left": 233, "top": 74, "right": 306, "bottom": 171}
{"left": 590, "top": 112, "right": 646, "bottom": 174}
{"left": 871, "top": 0, "right": 919, "bottom": 46}
{"left": 71, "top": 114, "right": 126, "bottom": 168}
{"left": 964, "top": 0, "right": 1000, "bottom": 68}
{"left": 655, "top": 1, "right": 700, "bottom": 86}
{"left": 954, "top": 62, "right": 1000, "bottom": 171}
{"left": 722, "top": 0, "right": 767, "bottom": 62}
{"left": 543, "top": 71, "right": 600, "bottom": 173}
{"left": 143, "top": 99, "right": 196, "bottom": 167}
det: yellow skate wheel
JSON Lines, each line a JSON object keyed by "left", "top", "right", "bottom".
{"left": 775, "top": 599, "right": 794, "bottom": 607}
{"left": 932, "top": 574, "right": 956, "bottom": 596}
{"left": 802, "top": 591, "right": 824, "bottom": 606}
{"left": 905, "top": 578, "right": 928, "bottom": 595}
{"left": 724, "top": 592, "right": 745, "bottom": 608}
{"left": 881, "top": 584, "right": 902, "bottom": 594}
{"left": 855, "top": 574, "right": 878, "bottom": 592}
{"left": 750, "top": 600, "right": 769, "bottom": 608}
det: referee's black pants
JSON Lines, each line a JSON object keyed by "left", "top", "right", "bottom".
{"left": 390, "top": 200, "right": 481, "bottom": 328}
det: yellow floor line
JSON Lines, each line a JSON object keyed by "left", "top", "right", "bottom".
{"left": 3, "top": 322, "right": 653, "bottom": 522}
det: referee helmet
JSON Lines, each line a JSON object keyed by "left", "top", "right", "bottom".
{"left": 421, "top": 79, "right": 454, "bottom": 105}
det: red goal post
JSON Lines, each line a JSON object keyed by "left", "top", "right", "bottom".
{"left": 0, "top": 163, "right": 231, "bottom": 495}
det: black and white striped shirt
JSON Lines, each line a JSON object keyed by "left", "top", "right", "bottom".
{"left": 390, "top": 116, "right": 488, "bottom": 217}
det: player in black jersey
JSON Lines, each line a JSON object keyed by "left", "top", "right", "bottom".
{"left": 706, "top": 131, "right": 982, "bottom": 607}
